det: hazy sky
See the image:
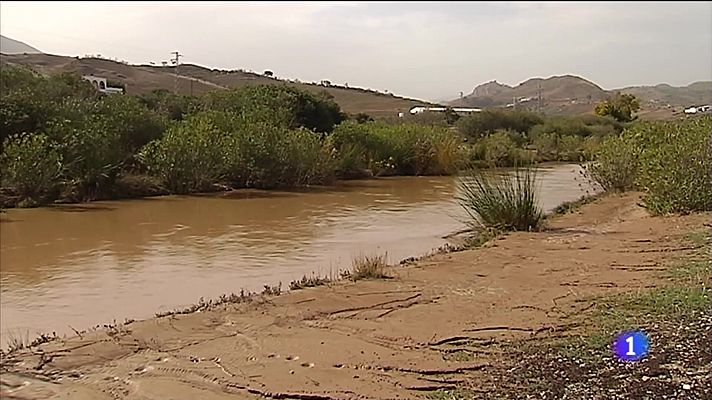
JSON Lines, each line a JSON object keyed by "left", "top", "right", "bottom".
{"left": 1, "top": 1, "right": 710, "bottom": 101}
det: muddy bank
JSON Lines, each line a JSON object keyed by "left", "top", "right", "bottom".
{"left": 1, "top": 193, "right": 708, "bottom": 399}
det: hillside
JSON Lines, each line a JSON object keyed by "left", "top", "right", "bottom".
{"left": 0, "top": 35, "right": 42, "bottom": 55}
{"left": 0, "top": 53, "right": 430, "bottom": 117}
{"left": 451, "top": 75, "right": 711, "bottom": 118}
{"left": 618, "top": 81, "right": 712, "bottom": 107}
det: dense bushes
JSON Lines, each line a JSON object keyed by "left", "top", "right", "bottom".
{"left": 587, "top": 115, "right": 711, "bottom": 214}
{"left": 0, "top": 67, "right": 351, "bottom": 207}
{"left": 457, "top": 109, "right": 543, "bottom": 140}
{"left": 329, "top": 122, "right": 467, "bottom": 177}
{"left": 0, "top": 134, "right": 62, "bottom": 206}
{"left": 631, "top": 117, "right": 711, "bottom": 214}
{"left": 139, "top": 112, "right": 338, "bottom": 192}
{"left": 1, "top": 66, "right": 469, "bottom": 207}
{"left": 0, "top": 69, "right": 100, "bottom": 141}
{"left": 457, "top": 110, "right": 621, "bottom": 165}
{"left": 139, "top": 114, "right": 226, "bottom": 193}
{"left": 470, "top": 130, "right": 531, "bottom": 167}
{"left": 201, "top": 85, "right": 346, "bottom": 133}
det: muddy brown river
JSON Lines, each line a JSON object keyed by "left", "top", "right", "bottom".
{"left": 0, "top": 164, "right": 594, "bottom": 345}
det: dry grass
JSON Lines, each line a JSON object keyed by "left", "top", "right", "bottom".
{"left": 348, "top": 254, "right": 389, "bottom": 281}
{"left": 6, "top": 330, "right": 29, "bottom": 352}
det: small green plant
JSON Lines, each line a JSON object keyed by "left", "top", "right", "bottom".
{"left": 552, "top": 193, "right": 605, "bottom": 215}
{"left": 261, "top": 282, "right": 282, "bottom": 296}
{"left": 456, "top": 166, "right": 543, "bottom": 231}
{"left": 289, "top": 274, "right": 332, "bottom": 290}
{"left": 349, "top": 254, "right": 389, "bottom": 281}
{"left": 426, "top": 389, "right": 479, "bottom": 400}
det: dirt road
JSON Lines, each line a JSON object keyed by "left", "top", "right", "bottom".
{"left": 1, "top": 193, "right": 708, "bottom": 399}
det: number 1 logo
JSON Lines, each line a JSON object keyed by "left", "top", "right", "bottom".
{"left": 613, "top": 330, "right": 650, "bottom": 362}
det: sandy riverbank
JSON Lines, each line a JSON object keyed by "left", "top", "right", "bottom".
{"left": 0, "top": 192, "right": 708, "bottom": 400}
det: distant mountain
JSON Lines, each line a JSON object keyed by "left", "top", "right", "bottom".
{"left": 450, "top": 75, "right": 710, "bottom": 116}
{"left": 450, "top": 75, "right": 608, "bottom": 113}
{"left": 0, "top": 35, "right": 42, "bottom": 55}
{"left": 618, "top": 82, "right": 712, "bottom": 107}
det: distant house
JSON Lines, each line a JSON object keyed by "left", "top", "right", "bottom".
{"left": 409, "top": 106, "right": 481, "bottom": 115}
{"left": 684, "top": 105, "right": 711, "bottom": 114}
{"left": 82, "top": 75, "right": 125, "bottom": 94}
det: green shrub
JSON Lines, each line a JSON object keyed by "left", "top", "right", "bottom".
{"left": 530, "top": 131, "right": 558, "bottom": 161}
{"left": 472, "top": 130, "right": 531, "bottom": 167}
{"left": 457, "top": 110, "right": 543, "bottom": 140}
{"left": 95, "top": 95, "right": 167, "bottom": 153}
{"left": 354, "top": 112, "right": 374, "bottom": 124}
{"left": 112, "top": 173, "right": 167, "bottom": 198}
{"left": 1, "top": 134, "right": 62, "bottom": 205}
{"left": 226, "top": 122, "right": 335, "bottom": 188}
{"left": 44, "top": 111, "right": 126, "bottom": 201}
{"left": 529, "top": 115, "right": 619, "bottom": 139}
{"left": 139, "top": 114, "right": 226, "bottom": 193}
{"left": 457, "top": 166, "right": 543, "bottom": 231}
{"left": 633, "top": 117, "right": 711, "bottom": 214}
{"left": 0, "top": 68, "right": 98, "bottom": 141}
{"left": 557, "top": 135, "right": 584, "bottom": 161}
{"left": 586, "top": 116, "right": 711, "bottom": 214}
{"left": 201, "top": 85, "right": 345, "bottom": 132}
{"left": 329, "top": 122, "right": 466, "bottom": 177}
{"left": 138, "top": 89, "right": 200, "bottom": 121}
{"left": 585, "top": 134, "right": 639, "bottom": 192}
{"left": 142, "top": 111, "right": 336, "bottom": 192}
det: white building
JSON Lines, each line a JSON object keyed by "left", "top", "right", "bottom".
{"left": 409, "top": 106, "right": 481, "bottom": 115}
{"left": 684, "top": 105, "right": 711, "bottom": 114}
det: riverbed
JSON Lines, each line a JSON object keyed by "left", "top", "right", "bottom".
{"left": 0, "top": 164, "right": 594, "bottom": 343}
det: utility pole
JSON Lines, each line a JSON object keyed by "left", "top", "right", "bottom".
{"left": 537, "top": 82, "right": 542, "bottom": 115}
{"left": 171, "top": 51, "right": 182, "bottom": 94}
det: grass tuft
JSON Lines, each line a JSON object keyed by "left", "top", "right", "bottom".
{"left": 347, "top": 254, "right": 389, "bottom": 281}
{"left": 456, "top": 166, "right": 543, "bottom": 232}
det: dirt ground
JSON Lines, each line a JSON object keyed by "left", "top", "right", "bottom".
{"left": 0, "top": 193, "right": 709, "bottom": 400}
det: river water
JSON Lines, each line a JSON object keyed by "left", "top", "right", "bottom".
{"left": 0, "top": 164, "right": 593, "bottom": 343}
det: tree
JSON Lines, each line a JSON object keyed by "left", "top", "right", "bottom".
{"left": 263, "top": 70, "right": 274, "bottom": 77}
{"left": 444, "top": 107, "right": 460, "bottom": 125}
{"left": 595, "top": 93, "right": 640, "bottom": 123}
